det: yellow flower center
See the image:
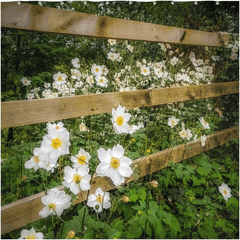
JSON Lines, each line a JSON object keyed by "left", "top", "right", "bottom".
{"left": 78, "top": 156, "right": 86, "bottom": 165}
{"left": 99, "top": 78, "right": 104, "bottom": 83}
{"left": 58, "top": 76, "right": 63, "bottom": 82}
{"left": 110, "top": 157, "right": 120, "bottom": 169}
{"left": 116, "top": 116, "right": 124, "bottom": 126}
{"left": 96, "top": 194, "right": 103, "bottom": 203}
{"left": 95, "top": 68, "right": 99, "bottom": 72}
{"left": 26, "top": 235, "right": 36, "bottom": 239}
{"left": 204, "top": 121, "right": 208, "bottom": 125}
{"left": 55, "top": 126, "right": 60, "bottom": 130}
{"left": 51, "top": 138, "right": 62, "bottom": 149}
{"left": 34, "top": 156, "right": 39, "bottom": 163}
{"left": 24, "top": 80, "right": 28, "bottom": 84}
{"left": 222, "top": 189, "right": 228, "bottom": 195}
{"left": 48, "top": 203, "right": 56, "bottom": 210}
{"left": 73, "top": 174, "right": 82, "bottom": 184}
{"left": 144, "top": 69, "right": 147, "bottom": 73}
{"left": 171, "top": 120, "right": 175, "bottom": 125}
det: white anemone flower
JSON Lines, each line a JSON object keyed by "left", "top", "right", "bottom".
{"left": 107, "top": 52, "right": 116, "bottom": 61}
{"left": 96, "top": 76, "right": 108, "bottom": 87}
{"left": 168, "top": 116, "right": 179, "bottom": 128}
{"left": 24, "top": 147, "right": 48, "bottom": 171}
{"left": 71, "top": 58, "right": 80, "bottom": 68}
{"left": 127, "top": 44, "right": 133, "bottom": 52}
{"left": 108, "top": 39, "right": 116, "bottom": 46}
{"left": 154, "top": 68, "right": 163, "bottom": 78}
{"left": 19, "top": 227, "right": 44, "bottom": 239}
{"left": 71, "top": 69, "right": 81, "bottom": 80}
{"left": 141, "top": 65, "right": 150, "bottom": 76}
{"left": 201, "top": 135, "right": 207, "bottom": 147}
{"left": 41, "top": 130, "right": 71, "bottom": 159}
{"left": 199, "top": 117, "right": 210, "bottom": 129}
{"left": 47, "top": 122, "right": 66, "bottom": 133}
{"left": 102, "top": 66, "right": 109, "bottom": 76}
{"left": 129, "top": 123, "right": 144, "bottom": 135}
{"left": 79, "top": 122, "right": 88, "bottom": 132}
{"left": 62, "top": 166, "right": 91, "bottom": 195}
{"left": 39, "top": 188, "right": 71, "bottom": 218}
{"left": 71, "top": 149, "right": 91, "bottom": 170}
{"left": 96, "top": 144, "right": 133, "bottom": 186}
{"left": 53, "top": 72, "right": 67, "bottom": 86}
{"left": 87, "top": 188, "right": 111, "bottom": 213}
{"left": 91, "top": 64, "right": 102, "bottom": 76}
{"left": 179, "top": 128, "right": 192, "bottom": 141}
{"left": 86, "top": 75, "right": 94, "bottom": 86}
{"left": 111, "top": 105, "right": 132, "bottom": 134}
{"left": 115, "top": 53, "right": 122, "bottom": 62}
{"left": 21, "top": 77, "right": 31, "bottom": 86}
{"left": 218, "top": 183, "right": 232, "bottom": 201}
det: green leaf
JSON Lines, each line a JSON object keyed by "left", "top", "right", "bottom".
{"left": 137, "top": 188, "right": 146, "bottom": 202}
{"left": 162, "top": 212, "right": 181, "bottom": 232}
{"left": 226, "top": 197, "right": 239, "bottom": 209}
{"left": 198, "top": 222, "right": 218, "bottom": 239}
{"left": 175, "top": 168, "right": 184, "bottom": 179}
{"left": 148, "top": 212, "right": 166, "bottom": 239}
{"left": 215, "top": 219, "right": 229, "bottom": 232}
{"left": 192, "top": 175, "right": 205, "bottom": 186}
{"left": 129, "top": 189, "right": 138, "bottom": 202}
{"left": 126, "top": 217, "right": 144, "bottom": 238}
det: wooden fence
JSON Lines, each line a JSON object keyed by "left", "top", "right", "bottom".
{"left": 1, "top": 2, "right": 239, "bottom": 235}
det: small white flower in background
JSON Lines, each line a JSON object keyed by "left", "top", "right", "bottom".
{"left": 218, "top": 183, "right": 232, "bottom": 201}
{"left": 158, "top": 43, "right": 167, "bottom": 51}
{"left": 87, "top": 188, "right": 111, "bottom": 213}
{"left": 129, "top": 123, "right": 144, "bottom": 135}
{"left": 107, "top": 52, "right": 117, "bottom": 61}
{"left": 47, "top": 122, "right": 66, "bottom": 133}
{"left": 211, "top": 55, "right": 220, "bottom": 62}
{"left": 26, "top": 93, "right": 35, "bottom": 100}
{"left": 62, "top": 166, "right": 91, "bottom": 195}
{"left": 24, "top": 147, "right": 48, "bottom": 171}
{"left": 141, "top": 65, "right": 150, "bottom": 76}
{"left": 199, "top": 117, "right": 210, "bottom": 129}
{"left": 21, "top": 77, "right": 31, "bottom": 86}
{"left": 207, "top": 103, "right": 212, "bottom": 111}
{"left": 79, "top": 122, "right": 88, "bottom": 132}
{"left": 91, "top": 64, "right": 102, "bottom": 76}
{"left": 71, "top": 148, "right": 91, "bottom": 171}
{"left": 96, "top": 144, "right": 133, "bottom": 186}
{"left": 86, "top": 75, "right": 94, "bottom": 86}
{"left": 108, "top": 39, "right": 116, "bottom": 46}
{"left": 230, "top": 52, "right": 237, "bottom": 61}
{"left": 170, "top": 56, "right": 179, "bottom": 66}
{"left": 74, "top": 81, "right": 84, "bottom": 88}
{"left": 44, "top": 161, "right": 59, "bottom": 173}
{"left": 168, "top": 116, "right": 179, "bottom": 128}
{"left": 96, "top": 76, "right": 108, "bottom": 87}
{"left": 179, "top": 128, "right": 192, "bottom": 141}
{"left": 201, "top": 135, "right": 207, "bottom": 147}
{"left": 111, "top": 105, "right": 132, "bottom": 134}
{"left": 53, "top": 72, "right": 67, "bottom": 86}
{"left": 127, "top": 44, "right": 133, "bottom": 52}
{"left": 232, "top": 45, "right": 238, "bottom": 53}
{"left": 115, "top": 53, "right": 122, "bottom": 62}
{"left": 102, "top": 66, "right": 109, "bottom": 75}
{"left": 41, "top": 128, "right": 71, "bottom": 159}
{"left": 39, "top": 188, "right": 71, "bottom": 218}
{"left": 193, "top": 134, "right": 198, "bottom": 142}
{"left": 119, "top": 87, "right": 131, "bottom": 92}
{"left": 44, "top": 83, "right": 51, "bottom": 88}
{"left": 19, "top": 227, "right": 44, "bottom": 239}
{"left": 71, "top": 69, "right": 81, "bottom": 80}
{"left": 71, "top": 58, "right": 80, "bottom": 68}
{"left": 154, "top": 68, "right": 163, "bottom": 78}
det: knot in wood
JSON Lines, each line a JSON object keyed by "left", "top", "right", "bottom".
{"left": 191, "top": 93, "right": 196, "bottom": 99}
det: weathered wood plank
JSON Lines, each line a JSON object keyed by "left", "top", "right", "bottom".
{"left": 1, "top": 126, "right": 239, "bottom": 235}
{"left": 1, "top": 82, "right": 239, "bottom": 129}
{"left": 1, "top": 2, "right": 230, "bottom": 46}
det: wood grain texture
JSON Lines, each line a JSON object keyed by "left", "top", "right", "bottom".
{"left": 1, "top": 82, "right": 239, "bottom": 129}
{"left": 1, "top": 126, "right": 239, "bottom": 235}
{"left": 1, "top": 2, "right": 230, "bottom": 46}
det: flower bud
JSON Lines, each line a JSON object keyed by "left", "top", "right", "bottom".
{"left": 95, "top": 204, "right": 100, "bottom": 210}
{"left": 121, "top": 196, "right": 129, "bottom": 203}
{"left": 137, "top": 210, "right": 142, "bottom": 216}
{"left": 67, "top": 231, "right": 75, "bottom": 239}
{"left": 149, "top": 180, "right": 158, "bottom": 188}
{"left": 22, "top": 176, "right": 27, "bottom": 180}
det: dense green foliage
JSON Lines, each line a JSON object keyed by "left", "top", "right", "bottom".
{"left": 1, "top": 1, "right": 239, "bottom": 239}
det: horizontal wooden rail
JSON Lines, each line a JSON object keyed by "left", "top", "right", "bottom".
{"left": 1, "top": 126, "right": 239, "bottom": 235}
{"left": 1, "top": 82, "right": 239, "bottom": 129}
{"left": 1, "top": 2, "right": 230, "bottom": 46}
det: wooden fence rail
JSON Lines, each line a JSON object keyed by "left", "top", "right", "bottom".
{"left": 1, "top": 81, "right": 239, "bottom": 129}
{"left": 1, "top": 1, "right": 239, "bottom": 236}
{"left": 1, "top": 126, "right": 239, "bottom": 235}
{"left": 1, "top": 2, "right": 230, "bottom": 47}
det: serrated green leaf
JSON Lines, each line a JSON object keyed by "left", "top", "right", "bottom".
{"left": 162, "top": 212, "right": 181, "bottom": 232}
{"left": 192, "top": 175, "right": 205, "bottom": 186}
{"left": 175, "top": 168, "right": 184, "bottom": 179}
{"left": 137, "top": 188, "right": 146, "bottom": 202}
{"left": 198, "top": 222, "right": 218, "bottom": 239}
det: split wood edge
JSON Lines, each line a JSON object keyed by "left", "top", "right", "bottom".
{"left": 1, "top": 81, "right": 239, "bottom": 129}
{"left": 1, "top": 126, "right": 239, "bottom": 235}
{"left": 1, "top": 2, "right": 230, "bottom": 46}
